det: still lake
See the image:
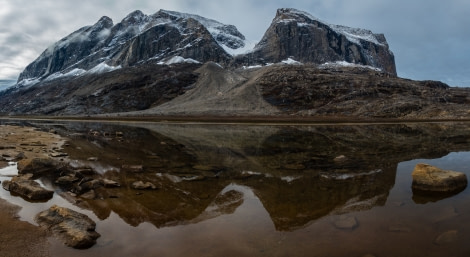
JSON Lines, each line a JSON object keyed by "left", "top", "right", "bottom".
{"left": 1, "top": 120, "right": 470, "bottom": 257}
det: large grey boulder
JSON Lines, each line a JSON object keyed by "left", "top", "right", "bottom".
{"left": 412, "top": 163, "right": 467, "bottom": 193}
{"left": 35, "top": 205, "right": 100, "bottom": 249}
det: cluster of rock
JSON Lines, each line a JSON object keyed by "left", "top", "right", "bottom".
{"left": 1, "top": 156, "right": 156, "bottom": 248}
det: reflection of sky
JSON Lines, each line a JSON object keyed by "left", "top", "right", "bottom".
{"left": 412, "top": 152, "right": 470, "bottom": 174}
{"left": 395, "top": 151, "right": 470, "bottom": 198}
{"left": 0, "top": 162, "right": 17, "bottom": 176}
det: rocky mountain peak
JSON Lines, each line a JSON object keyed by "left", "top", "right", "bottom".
{"left": 274, "top": 8, "right": 320, "bottom": 23}
{"left": 120, "top": 10, "right": 148, "bottom": 27}
{"left": 245, "top": 8, "right": 396, "bottom": 75}
{"left": 155, "top": 9, "right": 246, "bottom": 50}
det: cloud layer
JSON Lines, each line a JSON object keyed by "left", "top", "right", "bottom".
{"left": 1, "top": 0, "right": 469, "bottom": 86}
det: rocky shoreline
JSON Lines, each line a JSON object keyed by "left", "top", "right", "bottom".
{"left": 0, "top": 125, "right": 64, "bottom": 256}
{"left": 0, "top": 125, "right": 104, "bottom": 253}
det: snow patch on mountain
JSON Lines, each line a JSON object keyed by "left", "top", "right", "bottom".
{"left": 222, "top": 40, "right": 257, "bottom": 56}
{"left": 158, "top": 56, "right": 201, "bottom": 65}
{"left": 282, "top": 58, "right": 302, "bottom": 65}
{"left": 16, "top": 78, "right": 40, "bottom": 88}
{"left": 44, "top": 68, "right": 86, "bottom": 81}
{"left": 320, "top": 61, "right": 382, "bottom": 71}
{"left": 87, "top": 62, "right": 121, "bottom": 74}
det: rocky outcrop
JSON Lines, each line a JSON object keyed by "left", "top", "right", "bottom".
{"left": 35, "top": 205, "right": 100, "bottom": 249}
{"left": 412, "top": 163, "right": 468, "bottom": 193}
{"left": 239, "top": 8, "right": 396, "bottom": 75}
{"left": 2, "top": 174, "right": 54, "bottom": 201}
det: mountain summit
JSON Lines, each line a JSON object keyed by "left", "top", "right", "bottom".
{"left": 240, "top": 8, "right": 396, "bottom": 74}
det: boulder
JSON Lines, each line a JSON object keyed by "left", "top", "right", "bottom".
{"left": 17, "top": 158, "right": 57, "bottom": 177}
{"left": 412, "top": 163, "right": 467, "bottom": 194}
{"left": 55, "top": 175, "right": 80, "bottom": 185}
{"left": 102, "top": 179, "right": 120, "bottom": 188}
{"left": 132, "top": 181, "right": 157, "bottom": 190}
{"left": 434, "top": 230, "right": 458, "bottom": 245}
{"left": 35, "top": 205, "right": 100, "bottom": 249}
{"left": 2, "top": 175, "right": 54, "bottom": 201}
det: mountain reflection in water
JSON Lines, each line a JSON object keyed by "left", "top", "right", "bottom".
{"left": 3, "top": 120, "right": 470, "bottom": 256}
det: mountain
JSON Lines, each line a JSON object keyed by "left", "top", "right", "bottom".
{"left": 17, "top": 9, "right": 246, "bottom": 84}
{"left": 235, "top": 8, "right": 396, "bottom": 75}
{"left": 2, "top": 8, "right": 469, "bottom": 119}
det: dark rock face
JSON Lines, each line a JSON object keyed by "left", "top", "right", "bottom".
{"left": 17, "top": 9, "right": 242, "bottom": 82}
{"left": 35, "top": 205, "right": 100, "bottom": 249}
{"left": 242, "top": 8, "right": 396, "bottom": 75}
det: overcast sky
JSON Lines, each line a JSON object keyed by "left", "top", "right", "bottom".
{"left": 1, "top": 0, "right": 469, "bottom": 86}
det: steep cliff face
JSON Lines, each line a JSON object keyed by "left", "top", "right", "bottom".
{"left": 243, "top": 8, "right": 396, "bottom": 75}
{"left": 17, "top": 9, "right": 245, "bottom": 83}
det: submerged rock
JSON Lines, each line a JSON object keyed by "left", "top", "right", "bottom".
{"left": 35, "top": 205, "right": 100, "bottom": 249}
{"left": 434, "top": 230, "right": 458, "bottom": 245}
{"left": 412, "top": 163, "right": 467, "bottom": 194}
{"left": 332, "top": 215, "right": 358, "bottom": 230}
{"left": 2, "top": 174, "right": 54, "bottom": 201}
{"left": 132, "top": 181, "right": 157, "bottom": 190}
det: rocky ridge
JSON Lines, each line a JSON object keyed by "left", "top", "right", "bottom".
{"left": 17, "top": 9, "right": 245, "bottom": 84}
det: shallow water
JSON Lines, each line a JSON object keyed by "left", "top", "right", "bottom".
{"left": 1, "top": 120, "right": 470, "bottom": 256}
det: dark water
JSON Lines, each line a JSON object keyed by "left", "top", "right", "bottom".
{"left": 1, "top": 120, "right": 470, "bottom": 256}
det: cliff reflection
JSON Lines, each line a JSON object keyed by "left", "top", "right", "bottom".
{"left": 35, "top": 121, "right": 470, "bottom": 231}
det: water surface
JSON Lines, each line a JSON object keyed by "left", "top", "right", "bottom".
{"left": 1, "top": 121, "right": 470, "bottom": 256}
